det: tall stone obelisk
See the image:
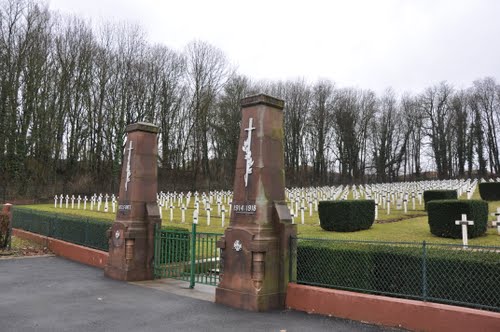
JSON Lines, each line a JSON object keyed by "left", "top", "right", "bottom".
{"left": 216, "top": 94, "right": 296, "bottom": 311}
{"left": 104, "top": 122, "right": 161, "bottom": 281}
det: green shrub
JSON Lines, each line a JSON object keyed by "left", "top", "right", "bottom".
{"left": 479, "top": 182, "right": 500, "bottom": 201}
{"left": 296, "top": 240, "right": 500, "bottom": 310}
{"left": 423, "top": 190, "right": 457, "bottom": 210}
{"left": 427, "top": 200, "right": 488, "bottom": 239}
{"left": 318, "top": 200, "right": 375, "bottom": 232}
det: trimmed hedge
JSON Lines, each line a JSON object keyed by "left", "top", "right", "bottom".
{"left": 427, "top": 200, "right": 488, "bottom": 239}
{"left": 479, "top": 182, "right": 500, "bottom": 201}
{"left": 13, "top": 208, "right": 110, "bottom": 250}
{"left": 296, "top": 241, "right": 500, "bottom": 310}
{"left": 423, "top": 190, "right": 457, "bottom": 210}
{"left": 318, "top": 200, "right": 375, "bottom": 232}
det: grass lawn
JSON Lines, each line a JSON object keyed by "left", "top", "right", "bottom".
{"left": 17, "top": 187, "right": 500, "bottom": 247}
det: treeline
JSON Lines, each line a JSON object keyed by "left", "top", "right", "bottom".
{"left": 1, "top": 0, "right": 499, "bottom": 199}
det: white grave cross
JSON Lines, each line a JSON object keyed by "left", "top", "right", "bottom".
{"left": 492, "top": 208, "right": 500, "bottom": 235}
{"left": 455, "top": 214, "right": 474, "bottom": 248}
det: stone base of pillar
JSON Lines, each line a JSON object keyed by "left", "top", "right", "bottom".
{"left": 215, "top": 287, "right": 286, "bottom": 312}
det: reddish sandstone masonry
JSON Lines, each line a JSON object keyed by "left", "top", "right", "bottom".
{"left": 12, "top": 228, "right": 108, "bottom": 269}
{"left": 286, "top": 283, "right": 500, "bottom": 332}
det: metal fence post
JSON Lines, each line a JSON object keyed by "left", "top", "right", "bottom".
{"left": 153, "top": 223, "right": 158, "bottom": 278}
{"left": 189, "top": 222, "right": 197, "bottom": 289}
{"left": 422, "top": 240, "right": 428, "bottom": 301}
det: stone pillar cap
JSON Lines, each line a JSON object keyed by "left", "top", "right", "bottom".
{"left": 126, "top": 122, "right": 159, "bottom": 133}
{"left": 241, "top": 94, "right": 285, "bottom": 110}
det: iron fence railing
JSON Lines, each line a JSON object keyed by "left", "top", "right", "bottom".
{"left": 291, "top": 237, "right": 500, "bottom": 312}
{"left": 12, "top": 207, "right": 110, "bottom": 251}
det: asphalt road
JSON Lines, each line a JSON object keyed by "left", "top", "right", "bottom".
{"left": 0, "top": 256, "right": 399, "bottom": 332}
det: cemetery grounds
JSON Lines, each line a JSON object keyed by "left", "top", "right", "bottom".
{"left": 17, "top": 184, "right": 500, "bottom": 247}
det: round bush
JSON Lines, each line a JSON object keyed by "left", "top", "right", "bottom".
{"left": 318, "top": 200, "right": 375, "bottom": 232}
{"left": 478, "top": 182, "right": 500, "bottom": 201}
{"left": 423, "top": 190, "right": 457, "bottom": 210}
{"left": 427, "top": 200, "right": 488, "bottom": 239}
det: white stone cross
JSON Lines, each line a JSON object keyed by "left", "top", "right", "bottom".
{"left": 104, "top": 194, "right": 109, "bottom": 212}
{"left": 97, "top": 194, "right": 103, "bottom": 211}
{"left": 492, "top": 208, "right": 500, "bottom": 235}
{"left": 221, "top": 205, "right": 226, "bottom": 228}
{"left": 84, "top": 196, "right": 88, "bottom": 210}
{"left": 90, "top": 195, "right": 94, "bottom": 210}
{"left": 193, "top": 210, "right": 198, "bottom": 224}
{"left": 71, "top": 195, "right": 75, "bottom": 209}
{"left": 111, "top": 194, "right": 116, "bottom": 213}
{"left": 54, "top": 195, "right": 58, "bottom": 208}
{"left": 300, "top": 205, "right": 305, "bottom": 225}
{"left": 65, "top": 195, "right": 69, "bottom": 209}
{"left": 206, "top": 206, "right": 212, "bottom": 226}
{"left": 242, "top": 117, "right": 255, "bottom": 187}
{"left": 77, "top": 195, "right": 81, "bottom": 209}
{"left": 181, "top": 204, "right": 186, "bottom": 223}
{"left": 455, "top": 214, "right": 474, "bottom": 248}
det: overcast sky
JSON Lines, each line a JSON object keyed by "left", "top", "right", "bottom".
{"left": 47, "top": 0, "right": 500, "bottom": 95}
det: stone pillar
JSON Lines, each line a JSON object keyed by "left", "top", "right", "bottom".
{"left": 104, "top": 122, "right": 161, "bottom": 281}
{"left": 215, "top": 94, "right": 296, "bottom": 311}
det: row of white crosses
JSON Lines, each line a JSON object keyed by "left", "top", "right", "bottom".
{"left": 155, "top": 190, "right": 234, "bottom": 227}
{"left": 284, "top": 179, "right": 483, "bottom": 222}
{"left": 54, "top": 193, "right": 117, "bottom": 213}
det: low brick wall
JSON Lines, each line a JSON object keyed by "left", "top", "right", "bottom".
{"left": 286, "top": 283, "right": 500, "bottom": 332}
{"left": 13, "top": 228, "right": 108, "bottom": 269}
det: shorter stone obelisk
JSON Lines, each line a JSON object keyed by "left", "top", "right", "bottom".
{"left": 104, "top": 122, "right": 161, "bottom": 281}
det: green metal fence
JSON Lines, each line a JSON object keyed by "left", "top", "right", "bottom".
{"left": 12, "top": 207, "right": 110, "bottom": 251}
{"left": 154, "top": 223, "right": 222, "bottom": 287}
{"left": 291, "top": 237, "right": 500, "bottom": 312}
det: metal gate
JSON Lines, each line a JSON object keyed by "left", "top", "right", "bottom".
{"left": 153, "top": 223, "right": 222, "bottom": 288}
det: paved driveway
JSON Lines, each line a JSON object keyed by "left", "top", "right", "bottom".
{"left": 0, "top": 256, "right": 399, "bottom": 331}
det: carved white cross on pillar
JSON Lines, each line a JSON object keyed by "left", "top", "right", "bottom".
{"left": 242, "top": 117, "right": 255, "bottom": 187}
{"left": 125, "top": 140, "right": 134, "bottom": 192}
{"left": 455, "top": 214, "right": 474, "bottom": 248}
{"left": 491, "top": 208, "right": 500, "bottom": 235}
